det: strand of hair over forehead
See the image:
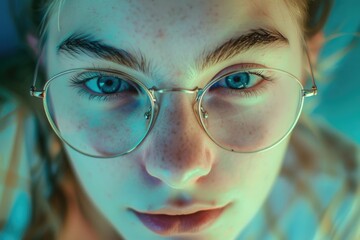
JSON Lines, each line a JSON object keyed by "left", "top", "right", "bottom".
{"left": 38, "top": 0, "right": 66, "bottom": 49}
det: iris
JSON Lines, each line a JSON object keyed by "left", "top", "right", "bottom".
{"left": 97, "top": 76, "right": 122, "bottom": 94}
{"left": 225, "top": 72, "right": 250, "bottom": 89}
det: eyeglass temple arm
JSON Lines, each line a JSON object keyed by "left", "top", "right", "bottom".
{"left": 30, "top": 55, "right": 45, "bottom": 98}
{"left": 302, "top": 40, "right": 318, "bottom": 98}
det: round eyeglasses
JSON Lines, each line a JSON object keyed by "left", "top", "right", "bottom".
{"left": 30, "top": 67, "right": 317, "bottom": 158}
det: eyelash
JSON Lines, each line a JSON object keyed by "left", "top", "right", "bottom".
{"left": 209, "top": 67, "right": 275, "bottom": 98}
{"left": 69, "top": 72, "right": 128, "bottom": 102}
{"left": 242, "top": 70, "right": 273, "bottom": 98}
{"left": 69, "top": 64, "right": 274, "bottom": 102}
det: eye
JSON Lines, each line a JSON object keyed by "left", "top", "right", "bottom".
{"left": 210, "top": 72, "right": 262, "bottom": 90}
{"left": 84, "top": 75, "right": 134, "bottom": 94}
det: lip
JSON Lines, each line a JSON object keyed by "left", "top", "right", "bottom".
{"left": 132, "top": 206, "right": 227, "bottom": 235}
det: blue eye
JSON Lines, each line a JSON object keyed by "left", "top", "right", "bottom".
{"left": 69, "top": 71, "right": 141, "bottom": 102}
{"left": 210, "top": 71, "right": 263, "bottom": 91}
{"left": 84, "top": 75, "right": 134, "bottom": 94}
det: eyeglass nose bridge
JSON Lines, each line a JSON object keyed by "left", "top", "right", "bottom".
{"left": 149, "top": 87, "right": 205, "bottom": 101}
{"left": 147, "top": 87, "right": 208, "bottom": 127}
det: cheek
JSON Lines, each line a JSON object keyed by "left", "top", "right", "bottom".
{"left": 202, "top": 136, "right": 288, "bottom": 201}
{"left": 65, "top": 148, "right": 138, "bottom": 207}
{"left": 206, "top": 138, "right": 289, "bottom": 232}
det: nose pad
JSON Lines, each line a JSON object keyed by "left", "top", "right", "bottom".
{"left": 141, "top": 93, "right": 214, "bottom": 189}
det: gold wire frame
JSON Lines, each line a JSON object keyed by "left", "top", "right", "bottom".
{"left": 30, "top": 46, "right": 318, "bottom": 158}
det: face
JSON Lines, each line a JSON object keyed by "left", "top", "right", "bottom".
{"left": 44, "top": 0, "right": 305, "bottom": 239}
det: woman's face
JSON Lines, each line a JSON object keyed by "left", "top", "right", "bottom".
{"left": 45, "top": 0, "right": 304, "bottom": 239}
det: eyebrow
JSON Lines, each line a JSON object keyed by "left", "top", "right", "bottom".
{"left": 58, "top": 33, "right": 151, "bottom": 74}
{"left": 57, "top": 28, "right": 288, "bottom": 76}
{"left": 197, "top": 28, "right": 289, "bottom": 70}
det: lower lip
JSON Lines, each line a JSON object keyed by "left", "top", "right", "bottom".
{"left": 133, "top": 207, "right": 226, "bottom": 235}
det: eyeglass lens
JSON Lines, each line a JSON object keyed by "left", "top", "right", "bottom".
{"left": 45, "top": 70, "right": 153, "bottom": 157}
{"left": 199, "top": 69, "right": 303, "bottom": 152}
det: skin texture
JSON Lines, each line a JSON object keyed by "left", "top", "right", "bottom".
{"left": 44, "top": 0, "right": 306, "bottom": 239}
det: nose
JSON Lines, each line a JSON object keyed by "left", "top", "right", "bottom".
{"left": 141, "top": 93, "right": 214, "bottom": 189}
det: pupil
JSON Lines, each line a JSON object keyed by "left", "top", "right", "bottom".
{"left": 233, "top": 76, "right": 241, "bottom": 83}
{"left": 98, "top": 76, "right": 121, "bottom": 93}
{"left": 105, "top": 80, "right": 113, "bottom": 86}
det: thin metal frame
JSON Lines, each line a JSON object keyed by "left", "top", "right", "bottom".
{"left": 30, "top": 47, "right": 318, "bottom": 158}
{"left": 30, "top": 68, "right": 317, "bottom": 158}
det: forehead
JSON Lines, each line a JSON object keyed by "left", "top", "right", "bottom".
{"left": 46, "top": 0, "right": 303, "bottom": 82}
{"left": 52, "top": 0, "right": 297, "bottom": 39}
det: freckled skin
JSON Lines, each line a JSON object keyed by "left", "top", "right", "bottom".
{"left": 45, "top": 0, "right": 304, "bottom": 239}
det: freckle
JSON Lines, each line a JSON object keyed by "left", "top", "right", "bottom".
{"left": 172, "top": 70, "right": 183, "bottom": 78}
{"left": 161, "top": 156, "right": 166, "bottom": 164}
{"left": 155, "top": 29, "right": 165, "bottom": 39}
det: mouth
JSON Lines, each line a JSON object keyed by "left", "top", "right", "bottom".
{"left": 131, "top": 206, "right": 227, "bottom": 235}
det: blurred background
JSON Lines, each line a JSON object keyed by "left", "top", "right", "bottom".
{"left": 0, "top": 0, "right": 359, "bottom": 145}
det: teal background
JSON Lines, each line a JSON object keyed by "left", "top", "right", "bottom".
{"left": 311, "top": 0, "right": 360, "bottom": 145}
{"left": 0, "top": 0, "right": 359, "bottom": 144}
